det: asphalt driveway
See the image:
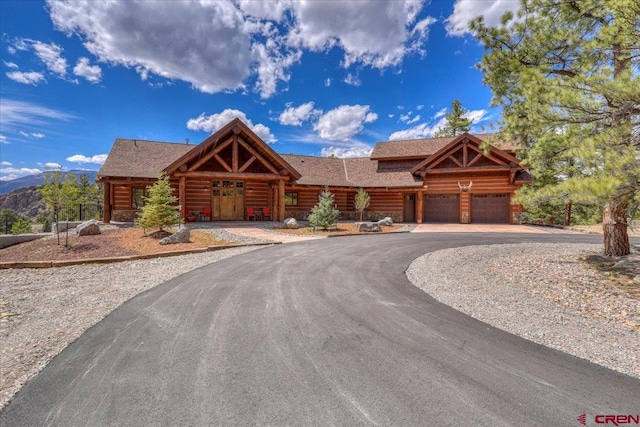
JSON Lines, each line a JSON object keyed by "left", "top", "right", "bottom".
{"left": 1, "top": 232, "right": 638, "bottom": 426}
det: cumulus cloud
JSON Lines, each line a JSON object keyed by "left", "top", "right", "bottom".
{"left": 313, "top": 105, "right": 378, "bottom": 141}
{"left": 73, "top": 57, "right": 102, "bottom": 83}
{"left": 389, "top": 107, "right": 489, "bottom": 140}
{"left": 44, "top": 162, "right": 62, "bottom": 169}
{"left": 32, "top": 41, "right": 68, "bottom": 77}
{"left": 0, "top": 167, "right": 42, "bottom": 181}
{"left": 1, "top": 161, "right": 11, "bottom": 166}
{"left": 463, "top": 109, "right": 489, "bottom": 124}
{"left": 279, "top": 102, "right": 319, "bottom": 126}
{"left": 445, "top": 0, "right": 520, "bottom": 36}
{"left": 252, "top": 41, "right": 301, "bottom": 99}
{"left": 320, "top": 144, "right": 374, "bottom": 158}
{"left": 6, "top": 71, "right": 46, "bottom": 85}
{"left": 287, "top": 1, "right": 434, "bottom": 69}
{"left": 4, "top": 61, "right": 19, "bottom": 69}
{"left": 0, "top": 135, "right": 7, "bottom": 144}
{"left": 48, "top": 0, "right": 252, "bottom": 95}
{"left": 187, "top": 109, "right": 276, "bottom": 143}
{"left": 343, "top": 73, "right": 361, "bottom": 86}
{"left": 66, "top": 154, "right": 108, "bottom": 165}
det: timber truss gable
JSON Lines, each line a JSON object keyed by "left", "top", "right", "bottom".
{"left": 410, "top": 133, "right": 525, "bottom": 184}
{"left": 164, "top": 118, "right": 301, "bottom": 182}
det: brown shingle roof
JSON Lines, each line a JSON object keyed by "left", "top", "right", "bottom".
{"left": 97, "top": 138, "right": 192, "bottom": 179}
{"left": 371, "top": 133, "right": 516, "bottom": 160}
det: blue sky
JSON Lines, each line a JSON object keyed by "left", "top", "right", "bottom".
{"left": 0, "top": 0, "right": 520, "bottom": 182}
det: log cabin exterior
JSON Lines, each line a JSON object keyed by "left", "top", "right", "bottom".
{"left": 96, "top": 118, "right": 532, "bottom": 224}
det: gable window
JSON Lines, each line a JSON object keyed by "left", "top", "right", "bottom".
{"left": 285, "top": 191, "right": 298, "bottom": 206}
{"left": 132, "top": 187, "right": 145, "bottom": 209}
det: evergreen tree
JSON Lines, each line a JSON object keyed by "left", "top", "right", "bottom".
{"left": 433, "top": 100, "right": 473, "bottom": 137}
{"left": 11, "top": 218, "right": 33, "bottom": 235}
{"left": 135, "top": 173, "right": 180, "bottom": 232}
{"left": 472, "top": 0, "right": 639, "bottom": 256}
{"left": 0, "top": 209, "right": 20, "bottom": 234}
{"left": 309, "top": 187, "right": 339, "bottom": 230}
{"left": 39, "top": 168, "right": 80, "bottom": 219}
{"left": 354, "top": 187, "right": 371, "bottom": 221}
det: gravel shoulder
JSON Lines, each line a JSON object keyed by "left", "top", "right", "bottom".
{"left": 0, "top": 245, "right": 264, "bottom": 410}
{"left": 407, "top": 242, "right": 640, "bottom": 379}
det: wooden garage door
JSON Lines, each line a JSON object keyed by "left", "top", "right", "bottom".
{"left": 424, "top": 195, "right": 459, "bottom": 223}
{"left": 472, "top": 194, "right": 510, "bottom": 223}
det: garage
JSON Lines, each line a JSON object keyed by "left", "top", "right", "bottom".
{"left": 423, "top": 195, "right": 459, "bottom": 223}
{"left": 471, "top": 194, "right": 510, "bottom": 223}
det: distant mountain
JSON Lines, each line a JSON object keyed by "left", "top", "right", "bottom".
{"left": 0, "top": 170, "right": 98, "bottom": 195}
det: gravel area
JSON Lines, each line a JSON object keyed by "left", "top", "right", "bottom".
{"left": 407, "top": 243, "right": 640, "bottom": 379}
{"left": 0, "top": 245, "right": 264, "bottom": 410}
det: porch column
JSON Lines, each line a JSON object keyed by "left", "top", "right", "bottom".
{"left": 271, "top": 183, "right": 278, "bottom": 222}
{"left": 278, "top": 179, "right": 285, "bottom": 222}
{"left": 179, "top": 176, "right": 186, "bottom": 220}
{"left": 416, "top": 190, "right": 424, "bottom": 224}
{"left": 103, "top": 182, "right": 111, "bottom": 223}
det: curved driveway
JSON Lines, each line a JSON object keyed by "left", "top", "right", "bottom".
{"left": 2, "top": 232, "right": 639, "bottom": 426}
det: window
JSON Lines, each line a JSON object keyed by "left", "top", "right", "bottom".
{"left": 132, "top": 187, "right": 145, "bottom": 209}
{"left": 285, "top": 191, "right": 298, "bottom": 206}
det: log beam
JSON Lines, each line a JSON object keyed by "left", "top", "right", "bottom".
{"left": 416, "top": 191, "right": 423, "bottom": 224}
{"left": 174, "top": 171, "right": 289, "bottom": 181}
{"left": 103, "top": 182, "right": 111, "bottom": 223}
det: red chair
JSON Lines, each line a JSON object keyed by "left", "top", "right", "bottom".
{"left": 262, "top": 207, "right": 271, "bottom": 220}
{"left": 200, "top": 206, "right": 211, "bottom": 221}
{"left": 246, "top": 207, "right": 256, "bottom": 221}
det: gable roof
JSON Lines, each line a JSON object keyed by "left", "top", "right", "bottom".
{"left": 371, "top": 133, "right": 517, "bottom": 160}
{"left": 97, "top": 139, "right": 192, "bottom": 179}
{"left": 165, "top": 118, "right": 301, "bottom": 181}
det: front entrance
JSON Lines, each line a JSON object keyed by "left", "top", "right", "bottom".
{"left": 404, "top": 194, "right": 416, "bottom": 222}
{"left": 212, "top": 180, "right": 244, "bottom": 220}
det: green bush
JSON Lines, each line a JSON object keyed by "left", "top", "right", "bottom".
{"left": 309, "top": 187, "right": 339, "bottom": 230}
{"left": 11, "top": 218, "right": 33, "bottom": 234}
{"left": 135, "top": 173, "right": 180, "bottom": 232}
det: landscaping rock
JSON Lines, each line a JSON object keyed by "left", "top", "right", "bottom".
{"left": 159, "top": 228, "right": 190, "bottom": 245}
{"left": 355, "top": 221, "right": 381, "bottom": 232}
{"left": 75, "top": 220, "right": 101, "bottom": 236}
{"left": 284, "top": 217, "right": 299, "bottom": 229}
{"left": 378, "top": 217, "right": 393, "bottom": 226}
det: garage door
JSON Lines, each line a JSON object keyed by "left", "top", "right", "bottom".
{"left": 471, "top": 194, "right": 510, "bottom": 223}
{"left": 424, "top": 195, "right": 459, "bottom": 223}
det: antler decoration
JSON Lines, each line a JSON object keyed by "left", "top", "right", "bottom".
{"left": 458, "top": 181, "right": 473, "bottom": 192}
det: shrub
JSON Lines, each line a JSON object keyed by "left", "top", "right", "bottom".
{"left": 309, "top": 187, "right": 339, "bottom": 230}
{"left": 11, "top": 218, "right": 33, "bottom": 234}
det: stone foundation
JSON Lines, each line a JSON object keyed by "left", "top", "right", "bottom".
{"left": 111, "top": 210, "right": 139, "bottom": 222}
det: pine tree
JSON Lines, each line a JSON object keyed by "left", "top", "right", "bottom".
{"left": 472, "top": 0, "right": 639, "bottom": 256}
{"left": 433, "top": 100, "right": 473, "bottom": 137}
{"left": 135, "top": 173, "right": 180, "bottom": 232}
{"left": 309, "top": 187, "right": 339, "bottom": 230}
{"left": 354, "top": 187, "right": 370, "bottom": 221}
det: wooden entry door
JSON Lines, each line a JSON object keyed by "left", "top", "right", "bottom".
{"left": 213, "top": 180, "right": 245, "bottom": 220}
{"left": 404, "top": 194, "right": 416, "bottom": 222}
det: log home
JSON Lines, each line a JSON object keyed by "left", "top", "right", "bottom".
{"left": 97, "top": 118, "right": 531, "bottom": 224}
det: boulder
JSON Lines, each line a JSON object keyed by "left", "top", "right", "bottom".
{"left": 377, "top": 217, "right": 393, "bottom": 226}
{"left": 159, "top": 228, "right": 191, "bottom": 245}
{"left": 284, "top": 217, "right": 299, "bottom": 229}
{"left": 75, "top": 219, "right": 101, "bottom": 236}
{"left": 355, "top": 221, "right": 381, "bottom": 232}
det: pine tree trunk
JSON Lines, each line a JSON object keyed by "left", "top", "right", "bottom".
{"left": 564, "top": 202, "right": 572, "bottom": 226}
{"left": 602, "top": 200, "right": 630, "bottom": 256}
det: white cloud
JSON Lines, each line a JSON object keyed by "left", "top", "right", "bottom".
{"left": 406, "top": 115, "right": 421, "bottom": 124}
{"left": 343, "top": 73, "right": 361, "bottom": 86}
{"left": 445, "top": 0, "right": 520, "bottom": 36}
{"left": 320, "top": 143, "right": 374, "bottom": 158}
{"left": 324, "top": 78, "right": 331, "bottom": 87}
{"left": 416, "top": 104, "right": 424, "bottom": 110}
{"left": 66, "top": 154, "right": 108, "bottom": 165}
{"left": 251, "top": 41, "right": 301, "bottom": 99}
{"left": 279, "top": 102, "right": 319, "bottom": 126}
{"left": 287, "top": 0, "right": 434, "bottom": 69}
{"left": 4, "top": 61, "right": 19, "bottom": 69}
{"left": 0, "top": 135, "right": 7, "bottom": 144}
{"left": 186, "top": 109, "right": 276, "bottom": 143}
{"left": 1, "top": 161, "right": 11, "bottom": 166}
{"left": 389, "top": 107, "right": 489, "bottom": 140}
{"left": 463, "top": 109, "right": 489, "bottom": 124}
{"left": 32, "top": 41, "right": 68, "bottom": 77}
{"left": 0, "top": 99, "right": 75, "bottom": 127}
{"left": 48, "top": 0, "right": 252, "bottom": 95}
{"left": 44, "top": 162, "right": 62, "bottom": 169}
{"left": 73, "top": 57, "right": 102, "bottom": 83}
{"left": 18, "top": 131, "right": 46, "bottom": 139}
{"left": 0, "top": 167, "right": 42, "bottom": 181}
{"left": 313, "top": 105, "right": 378, "bottom": 141}
{"left": 434, "top": 107, "right": 447, "bottom": 119}
{"left": 6, "top": 71, "right": 46, "bottom": 85}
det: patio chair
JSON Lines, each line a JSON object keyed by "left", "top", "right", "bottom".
{"left": 262, "top": 207, "right": 271, "bottom": 220}
{"left": 246, "top": 207, "right": 256, "bottom": 221}
{"left": 199, "top": 207, "right": 211, "bottom": 221}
